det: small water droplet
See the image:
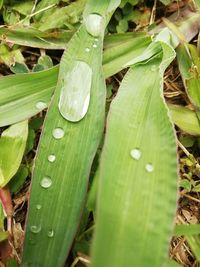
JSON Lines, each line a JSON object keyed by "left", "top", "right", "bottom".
{"left": 40, "top": 176, "right": 52, "bottom": 189}
{"left": 145, "top": 163, "right": 154, "bottom": 173}
{"left": 84, "top": 13, "right": 104, "bottom": 37}
{"left": 30, "top": 225, "right": 41, "bottom": 234}
{"left": 52, "top": 128, "right": 64, "bottom": 139}
{"left": 130, "top": 148, "right": 141, "bottom": 160}
{"left": 93, "top": 44, "right": 97, "bottom": 48}
{"left": 151, "top": 65, "right": 157, "bottom": 72}
{"left": 85, "top": 47, "right": 90, "bottom": 52}
{"left": 35, "top": 101, "right": 47, "bottom": 110}
{"left": 48, "top": 154, "right": 56, "bottom": 163}
{"left": 94, "top": 38, "right": 99, "bottom": 42}
{"left": 36, "top": 204, "right": 42, "bottom": 210}
{"left": 47, "top": 229, "right": 54, "bottom": 238}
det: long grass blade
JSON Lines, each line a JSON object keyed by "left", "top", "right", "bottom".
{"left": 22, "top": 1, "right": 120, "bottom": 266}
{"left": 91, "top": 29, "right": 178, "bottom": 267}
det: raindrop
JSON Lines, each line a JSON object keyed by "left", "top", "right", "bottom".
{"left": 93, "top": 44, "right": 97, "bottom": 48}
{"left": 84, "top": 13, "right": 104, "bottom": 37}
{"left": 30, "top": 225, "right": 41, "bottom": 234}
{"left": 40, "top": 176, "right": 52, "bottom": 189}
{"left": 85, "top": 47, "right": 90, "bottom": 52}
{"left": 52, "top": 128, "right": 64, "bottom": 139}
{"left": 48, "top": 154, "right": 56, "bottom": 163}
{"left": 151, "top": 65, "right": 157, "bottom": 72}
{"left": 47, "top": 229, "right": 54, "bottom": 238}
{"left": 35, "top": 101, "right": 47, "bottom": 110}
{"left": 130, "top": 148, "right": 141, "bottom": 160}
{"left": 36, "top": 204, "right": 42, "bottom": 210}
{"left": 58, "top": 60, "right": 92, "bottom": 122}
{"left": 145, "top": 163, "right": 154, "bottom": 173}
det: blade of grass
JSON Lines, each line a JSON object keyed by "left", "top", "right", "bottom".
{"left": 91, "top": 28, "right": 178, "bottom": 267}
{"left": 22, "top": 1, "right": 120, "bottom": 267}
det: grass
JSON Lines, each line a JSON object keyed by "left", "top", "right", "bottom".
{"left": 0, "top": 0, "right": 200, "bottom": 267}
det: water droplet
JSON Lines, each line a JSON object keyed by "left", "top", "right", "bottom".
{"left": 36, "top": 204, "right": 42, "bottom": 210}
{"left": 130, "top": 148, "right": 141, "bottom": 160}
{"left": 48, "top": 154, "right": 56, "bottom": 163}
{"left": 47, "top": 229, "right": 54, "bottom": 238}
{"left": 40, "top": 176, "right": 52, "bottom": 189}
{"left": 58, "top": 61, "right": 92, "bottom": 122}
{"left": 151, "top": 65, "right": 157, "bottom": 72}
{"left": 35, "top": 101, "right": 47, "bottom": 110}
{"left": 145, "top": 163, "right": 154, "bottom": 173}
{"left": 84, "top": 13, "right": 104, "bottom": 37}
{"left": 85, "top": 47, "right": 90, "bottom": 52}
{"left": 93, "top": 44, "right": 97, "bottom": 48}
{"left": 30, "top": 225, "right": 41, "bottom": 234}
{"left": 52, "top": 128, "right": 64, "bottom": 139}
{"left": 94, "top": 38, "right": 99, "bottom": 42}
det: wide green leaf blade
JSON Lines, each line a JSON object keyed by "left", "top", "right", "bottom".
{"left": 91, "top": 30, "right": 178, "bottom": 267}
{"left": 22, "top": 1, "right": 120, "bottom": 266}
{"left": 0, "top": 66, "right": 57, "bottom": 127}
{"left": 0, "top": 121, "right": 28, "bottom": 187}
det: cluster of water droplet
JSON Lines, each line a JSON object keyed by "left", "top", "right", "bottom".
{"left": 130, "top": 148, "right": 154, "bottom": 173}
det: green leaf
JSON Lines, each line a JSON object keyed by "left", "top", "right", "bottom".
{"left": 91, "top": 29, "right": 177, "bottom": 267}
{"left": 0, "top": 66, "right": 58, "bottom": 127}
{"left": 168, "top": 104, "right": 200, "bottom": 136}
{"left": 0, "top": 201, "right": 8, "bottom": 242}
{"left": 10, "top": 62, "right": 29, "bottom": 74}
{"left": 175, "top": 224, "right": 200, "bottom": 236}
{"left": 22, "top": 1, "right": 120, "bottom": 267}
{"left": 0, "top": 27, "right": 73, "bottom": 50}
{"left": 0, "top": 121, "right": 28, "bottom": 188}
{"left": 8, "top": 165, "right": 29, "bottom": 194}
{"left": 167, "top": 259, "right": 182, "bottom": 267}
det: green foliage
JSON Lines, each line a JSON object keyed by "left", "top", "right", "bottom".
{"left": 91, "top": 28, "right": 178, "bottom": 267}
{"left": 0, "top": 121, "right": 28, "bottom": 188}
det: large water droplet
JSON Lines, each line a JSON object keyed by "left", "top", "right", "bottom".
{"left": 36, "top": 204, "right": 42, "bottom": 210}
{"left": 52, "top": 128, "right": 64, "bottom": 139}
{"left": 130, "top": 148, "right": 141, "bottom": 160}
{"left": 58, "top": 61, "right": 92, "bottom": 122}
{"left": 36, "top": 101, "right": 47, "bottom": 110}
{"left": 40, "top": 176, "right": 52, "bottom": 189}
{"left": 84, "top": 13, "right": 104, "bottom": 37}
{"left": 30, "top": 225, "right": 41, "bottom": 234}
{"left": 47, "top": 229, "right": 54, "bottom": 238}
{"left": 145, "top": 163, "right": 154, "bottom": 173}
{"left": 48, "top": 154, "right": 56, "bottom": 163}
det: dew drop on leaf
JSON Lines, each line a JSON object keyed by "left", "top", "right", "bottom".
{"left": 85, "top": 47, "right": 90, "bottom": 52}
{"left": 48, "top": 154, "right": 56, "bottom": 163}
{"left": 35, "top": 101, "right": 47, "bottom": 110}
{"left": 84, "top": 13, "right": 104, "bottom": 37}
{"left": 145, "top": 163, "right": 154, "bottom": 173}
{"left": 58, "top": 61, "right": 92, "bottom": 122}
{"left": 36, "top": 204, "right": 42, "bottom": 210}
{"left": 130, "top": 148, "right": 141, "bottom": 160}
{"left": 47, "top": 229, "right": 54, "bottom": 238}
{"left": 40, "top": 176, "right": 52, "bottom": 189}
{"left": 30, "top": 225, "right": 41, "bottom": 234}
{"left": 93, "top": 44, "right": 97, "bottom": 48}
{"left": 52, "top": 128, "right": 64, "bottom": 139}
